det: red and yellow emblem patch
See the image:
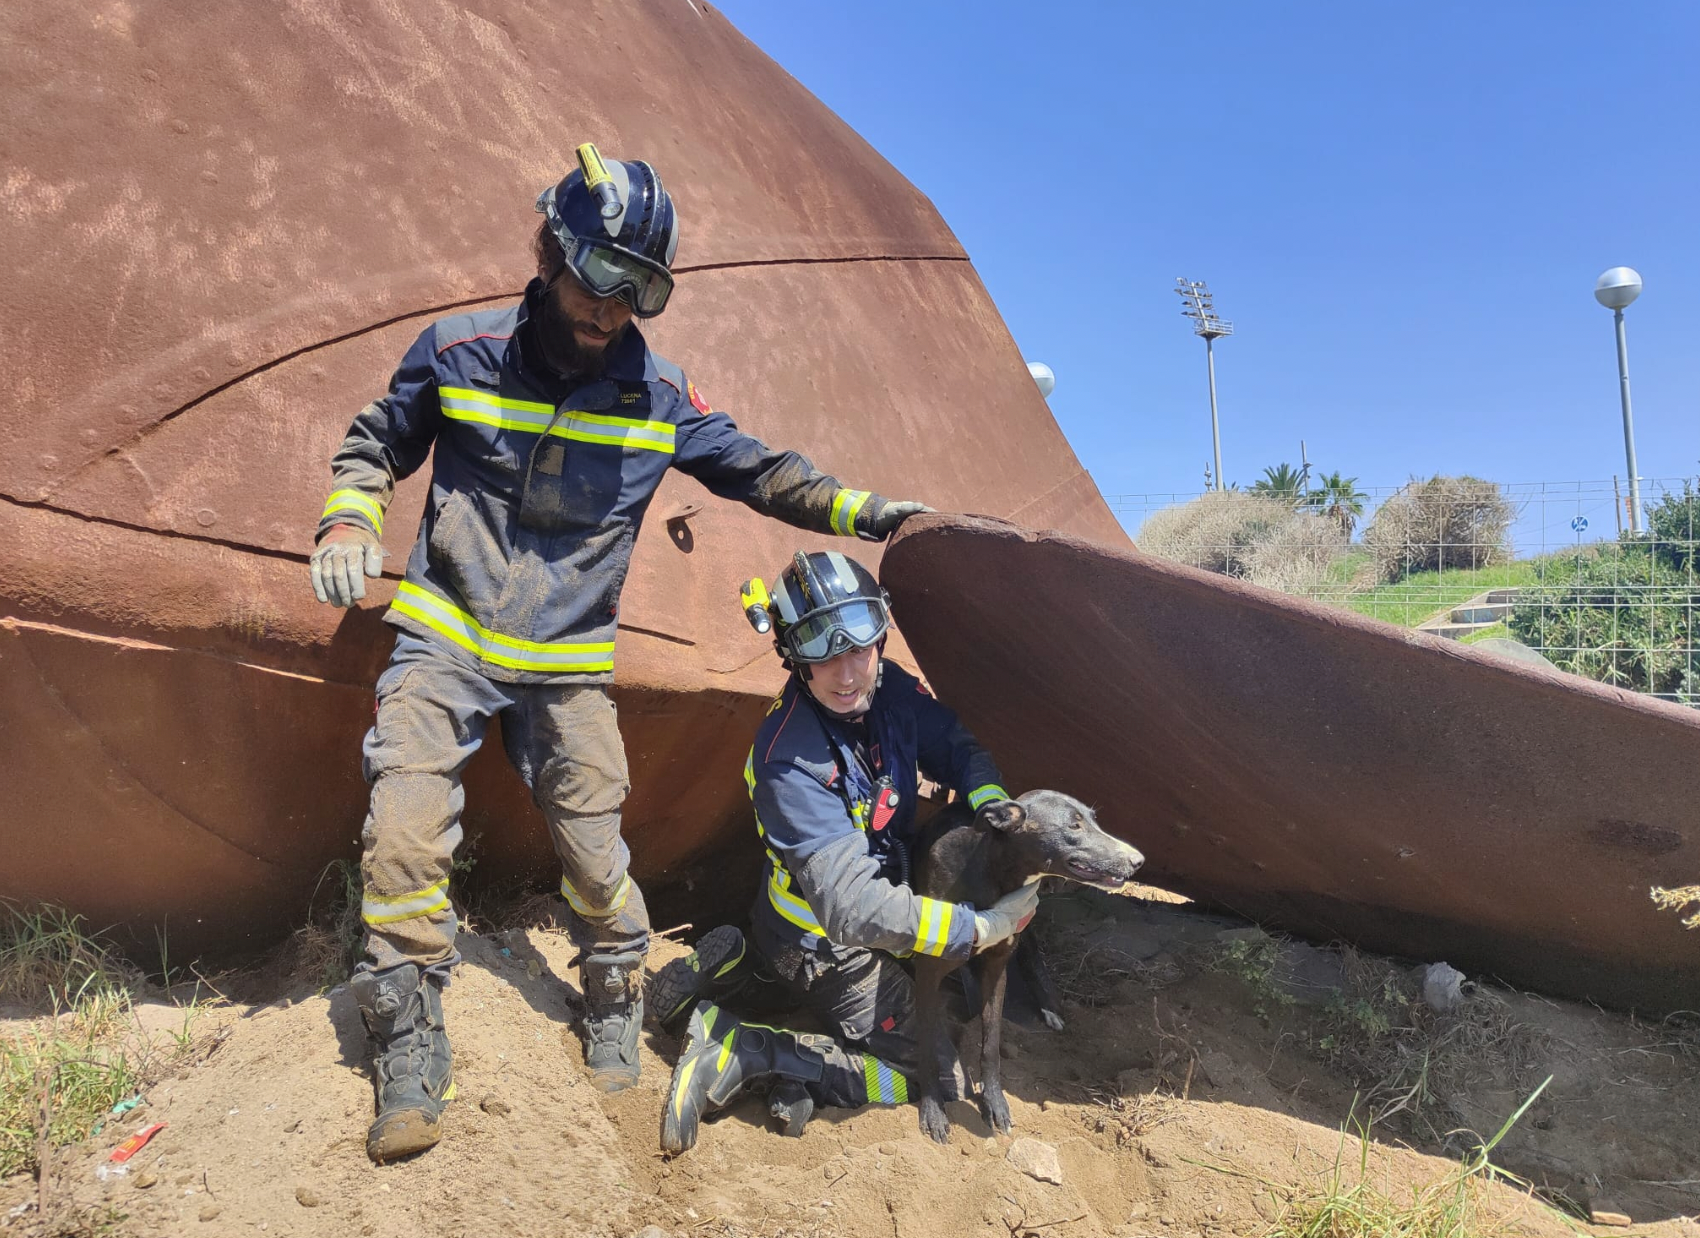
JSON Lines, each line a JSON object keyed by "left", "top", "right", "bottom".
{"left": 686, "top": 381, "right": 714, "bottom": 417}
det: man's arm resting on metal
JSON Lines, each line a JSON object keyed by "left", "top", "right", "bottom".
{"left": 671, "top": 398, "right": 929, "bottom": 541}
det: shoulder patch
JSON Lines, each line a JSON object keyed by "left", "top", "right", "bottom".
{"left": 686, "top": 380, "right": 713, "bottom": 417}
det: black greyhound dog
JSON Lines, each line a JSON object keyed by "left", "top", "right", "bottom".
{"left": 911, "top": 790, "right": 1144, "bottom": 1143}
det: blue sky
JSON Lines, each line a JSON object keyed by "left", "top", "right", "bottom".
{"left": 714, "top": 1, "right": 1699, "bottom": 531}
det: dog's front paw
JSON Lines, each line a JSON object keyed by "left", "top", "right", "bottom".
{"left": 1040, "top": 1008, "right": 1065, "bottom": 1032}
{"left": 917, "top": 1094, "right": 951, "bottom": 1144}
{"left": 980, "top": 1084, "right": 1012, "bottom": 1135}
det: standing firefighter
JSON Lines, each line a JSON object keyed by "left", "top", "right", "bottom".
{"left": 309, "top": 146, "right": 928, "bottom": 1163}
{"left": 650, "top": 551, "right": 1039, "bottom": 1153}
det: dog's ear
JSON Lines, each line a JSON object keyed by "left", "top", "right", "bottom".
{"left": 977, "top": 800, "right": 1026, "bottom": 832}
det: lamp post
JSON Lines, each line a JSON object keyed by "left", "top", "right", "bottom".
{"left": 1594, "top": 266, "right": 1644, "bottom": 535}
{"left": 1026, "top": 361, "right": 1056, "bottom": 398}
{"left": 1175, "top": 279, "right": 1233, "bottom": 491}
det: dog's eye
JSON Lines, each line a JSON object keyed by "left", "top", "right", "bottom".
{"left": 1070, "top": 817, "right": 1083, "bottom": 830}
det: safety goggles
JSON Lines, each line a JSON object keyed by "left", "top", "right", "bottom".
{"left": 537, "top": 185, "right": 673, "bottom": 317}
{"left": 563, "top": 236, "right": 673, "bottom": 318}
{"left": 782, "top": 598, "right": 889, "bottom": 664}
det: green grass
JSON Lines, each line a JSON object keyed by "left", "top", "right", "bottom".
{"left": 1340, "top": 562, "right": 1544, "bottom": 628}
{"left": 1191, "top": 1079, "right": 1556, "bottom": 1238}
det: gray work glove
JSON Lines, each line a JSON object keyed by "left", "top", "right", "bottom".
{"left": 309, "top": 523, "right": 384, "bottom": 608}
{"left": 856, "top": 496, "right": 934, "bottom": 542}
{"left": 971, "top": 882, "right": 1040, "bottom": 954}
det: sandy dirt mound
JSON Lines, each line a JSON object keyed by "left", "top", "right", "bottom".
{"left": 5, "top": 888, "right": 1698, "bottom": 1238}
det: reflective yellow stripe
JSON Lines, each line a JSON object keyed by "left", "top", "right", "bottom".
{"left": 913, "top": 897, "right": 955, "bottom": 957}
{"left": 967, "top": 784, "right": 1009, "bottom": 810}
{"left": 862, "top": 1058, "right": 908, "bottom": 1105}
{"left": 715, "top": 1028, "right": 735, "bottom": 1071}
{"left": 830, "top": 489, "right": 871, "bottom": 537}
{"left": 700, "top": 1006, "right": 719, "bottom": 1039}
{"left": 439, "top": 386, "right": 676, "bottom": 454}
{"left": 361, "top": 879, "right": 450, "bottom": 926}
{"left": 391, "top": 582, "right": 615, "bottom": 674}
{"left": 766, "top": 865, "right": 826, "bottom": 935}
{"left": 744, "top": 749, "right": 756, "bottom": 795}
{"left": 560, "top": 873, "right": 631, "bottom": 917}
{"left": 321, "top": 488, "right": 385, "bottom": 534}
{"left": 850, "top": 800, "right": 870, "bottom": 832}
{"left": 671, "top": 1058, "right": 698, "bottom": 1120}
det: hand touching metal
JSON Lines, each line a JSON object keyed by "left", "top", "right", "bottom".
{"left": 856, "top": 497, "right": 933, "bottom": 542}
{"left": 309, "top": 524, "right": 384, "bottom": 607}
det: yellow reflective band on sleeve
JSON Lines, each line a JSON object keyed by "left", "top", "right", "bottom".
{"left": 391, "top": 582, "right": 616, "bottom": 674}
{"left": 322, "top": 488, "right": 385, "bottom": 535}
{"left": 850, "top": 800, "right": 870, "bottom": 832}
{"left": 744, "top": 749, "right": 756, "bottom": 795}
{"left": 912, "top": 897, "right": 955, "bottom": 957}
{"left": 967, "top": 784, "right": 1009, "bottom": 810}
{"left": 361, "top": 879, "right": 450, "bottom": 927}
{"left": 560, "top": 873, "right": 632, "bottom": 918}
{"left": 829, "top": 489, "right": 871, "bottom": 536}
{"left": 439, "top": 386, "right": 676, "bottom": 454}
{"left": 766, "top": 864, "right": 826, "bottom": 936}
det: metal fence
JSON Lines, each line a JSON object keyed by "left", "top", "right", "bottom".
{"left": 1106, "top": 477, "right": 1700, "bottom": 705}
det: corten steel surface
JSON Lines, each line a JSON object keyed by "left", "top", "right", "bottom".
{"left": 0, "top": 1, "right": 1125, "bottom": 959}
{"left": 883, "top": 516, "right": 1700, "bottom": 1012}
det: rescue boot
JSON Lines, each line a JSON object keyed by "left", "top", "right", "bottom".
{"left": 350, "top": 963, "right": 454, "bottom": 1163}
{"left": 579, "top": 950, "right": 644, "bottom": 1093}
{"left": 660, "top": 1001, "right": 828, "bottom": 1155}
{"left": 766, "top": 1078, "right": 815, "bottom": 1138}
{"left": 647, "top": 925, "right": 759, "bottom": 1034}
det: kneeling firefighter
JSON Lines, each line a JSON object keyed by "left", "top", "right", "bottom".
{"left": 308, "top": 147, "right": 930, "bottom": 1163}
{"left": 653, "top": 550, "right": 1038, "bottom": 1153}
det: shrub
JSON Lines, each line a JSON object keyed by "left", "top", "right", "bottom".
{"left": 1508, "top": 544, "right": 1698, "bottom": 699}
{"left": 1137, "top": 491, "right": 1347, "bottom": 593}
{"left": 1647, "top": 481, "right": 1700, "bottom": 573}
{"left": 1362, "top": 476, "right": 1514, "bottom": 583}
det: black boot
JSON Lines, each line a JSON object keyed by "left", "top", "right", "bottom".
{"left": 660, "top": 1001, "right": 831, "bottom": 1154}
{"left": 350, "top": 964, "right": 454, "bottom": 1163}
{"left": 647, "top": 925, "right": 760, "bottom": 1033}
{"left": 580, "top": 950, "right": 644, "bottom": 1093}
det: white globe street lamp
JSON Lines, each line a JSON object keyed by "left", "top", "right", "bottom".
{"left": 1594, "top": 267, "right": 1644, "bottom": 534}
{"left": 1026, "top": 361, "right": 1056, "bottom": 398}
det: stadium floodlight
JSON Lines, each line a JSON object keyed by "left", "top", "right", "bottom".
{"left": 1594, "top": 267, "right": 1644, "bottom": 534}
{"left": 1175, "top": 278, "right": 1233, "bottom": 490}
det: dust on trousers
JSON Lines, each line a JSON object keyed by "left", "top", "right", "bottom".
{"left": 359, "top": 633, "right": 648, "bottom": 970}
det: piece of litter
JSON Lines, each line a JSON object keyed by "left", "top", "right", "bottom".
{"left": 94, "top": 1163, "right": 130, "bottom": 1182}
{"left": 109, "top": 1122, "right": 166, "bottom": 1163}
{"left": 111, "top": 1095, "right": 144, "bottom": 1116}
{"left": 500, "top": 947, "right": 513, "bottom": 956}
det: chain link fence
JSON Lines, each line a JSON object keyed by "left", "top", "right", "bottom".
{"left": 1107, "top": 477, "right": 1700, "bottom": 705}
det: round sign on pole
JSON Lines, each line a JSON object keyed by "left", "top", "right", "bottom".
{"left": 1571, "top": 515, "right": 1589, "bottom": 534}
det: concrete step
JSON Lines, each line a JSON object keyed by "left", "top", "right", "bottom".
{"left": 1425, "top": 621, "right": 1498, "bottom": 642}
{"left": 1450, "top": 601, "right": 1514, "bottom": 624}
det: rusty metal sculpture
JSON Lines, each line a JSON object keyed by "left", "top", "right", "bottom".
{"left": 882, "top": 515, "right": 1700, "bottom": 1012}
{"left": 0, "top": 1, "right": 1125, "bottom": 958}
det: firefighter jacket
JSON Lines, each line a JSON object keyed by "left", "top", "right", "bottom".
{"left": 317, "top": 280, "right": 888, "bottom": 684}
{"left": 746, "top": 662, "right": 1009, "bottom": 964}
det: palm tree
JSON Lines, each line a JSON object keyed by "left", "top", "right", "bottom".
{"left": 1250, "top": 463, "right": 1305, "bottom": 504}
{"left": 1301, "top": 471, "right": 1368, "bottom": 536}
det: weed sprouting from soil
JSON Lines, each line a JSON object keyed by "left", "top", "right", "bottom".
{"left": 1194, "top": 1078, "right": 1556, "bottom": 1238}
{"left": 286, "top": 859, "right": 365, "bottom": 992}
{"left": 0, "top": 904, "right": 146, "bottom": 1179}
{"left": 1202, "top": 932, "right": 1550, "bottom": 1143}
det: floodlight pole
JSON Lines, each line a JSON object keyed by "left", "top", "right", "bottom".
{"left": 1612, "top": 309, "right": 1643, "bottom": 536}
{"left": 1176, "top": 278, "right": 1235, "bottom": 492}
{"left": 1205, "top": 336, "right": 1223, "bottom": 493}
